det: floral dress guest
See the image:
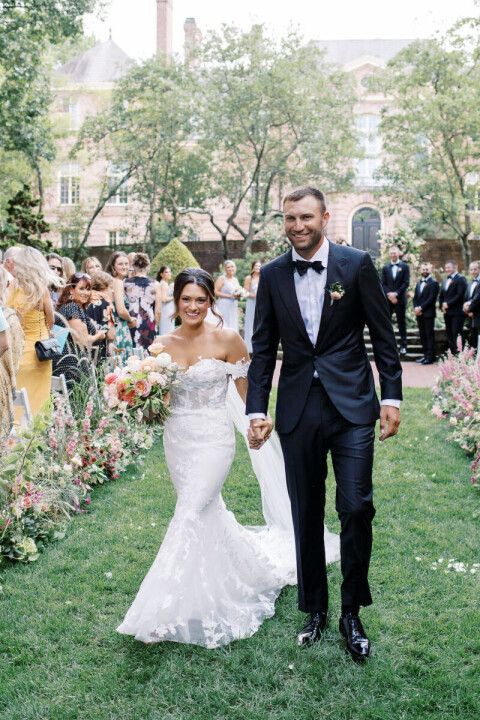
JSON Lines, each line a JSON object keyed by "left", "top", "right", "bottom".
{"left": 0, "top": 268, "right": 24, "bottom": 435}
{"left": 156, "top": 265, "right": 175, "bottom": 335}
{"left": 6, "top": 247, "right": 55, "bottom": 419}
{"left": 243, "top": 260, "right": 261, "bottom": 354}
{"left": 86, "top": 271, "right": 116, "bottom": 361}
{"left": 124, "top": 253, "right": 161, "bottom": 350}
{"left": 214, "top": 260, "right": 241, "bottom": 332}
{"left": 105, "top": 251, "right": 135, "bottom": 362}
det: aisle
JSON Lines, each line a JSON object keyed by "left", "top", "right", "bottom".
{"left": 0, "top": 389, "right": 479, "bottom": 720}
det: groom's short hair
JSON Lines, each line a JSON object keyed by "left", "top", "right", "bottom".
{"left": 283, "top": 186, "right": 326, "bottom": 215}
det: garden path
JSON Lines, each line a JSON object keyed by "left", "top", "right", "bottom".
{"left": 272, "top": 360, "right": 438, "bottom": 388}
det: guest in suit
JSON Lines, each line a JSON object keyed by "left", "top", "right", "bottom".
{"left": 439, "top": 260, "right": 467, "bottom": 354}
{"left": 380, "top": 246, "right": 410, "bottom": 355}
{"left": 413, "top": 262, "right": 439, "bottom": 364}
{"left": 463, "top": 265, "right": 480, "bottom": 352}
{"left": 463, "top": 261, "right": 480, "bottom": 348}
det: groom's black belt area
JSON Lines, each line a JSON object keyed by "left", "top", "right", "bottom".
{"left": 311, "top": 377, "right": 323, "bottom": 387}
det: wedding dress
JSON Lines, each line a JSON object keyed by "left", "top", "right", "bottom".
{"left": 117, "top": 358, "right": 340, "bottom": 649}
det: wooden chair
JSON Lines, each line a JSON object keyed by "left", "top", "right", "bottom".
{"left": 50, "top": 373, "right": 71, "bottom": 414}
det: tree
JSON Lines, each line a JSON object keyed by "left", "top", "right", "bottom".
{"left": 150, "top": 238, "right": 199, "bottom": 280}
{"left": 372, "top": 30, "right": 480, "bottom": 266}
{"left": 188, "top": 25, "right": 358, "bottom": 258}
{"left": 0, "top": 184, "right": 51, "bottom": 252}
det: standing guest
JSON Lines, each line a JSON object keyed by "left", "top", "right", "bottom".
{"left": 105, "top": 251, "right": 135, "bottom": 361}
{"left": 127, "top": 252, "right": 136, "bottom": 277}
{"left": 463, "top": 261, "right": 480, "bottom": 348}
{"left": 243, "top": 260, "right": 261, "bottom": 353}
{"left": 56, "top": 273, "right": 107, "bottom": 351}
{"left": 81, "top": 256, "right": 102, "bottom": 276}
{"left": 214, "top": 260, "right": 241, "bottom": 332}
{"left": 413, "top": 263, "right": 439, "bottom": 364}
{"left": 3, "top": 246, "right": 20, "bottom": 286}
{"left": 45, "top": 252, "right": 65, "bottom": 306}
{"left": 380, "top": 246, "right": 410, "bottom": 356}
{"left": 6, "top": 247, "right": 55, "bottom": 418}
{"left": 124, "top": 253, "right": 161, "bottom": 350}
{"left": 0, "top": 267, "right": 24, "bottom": 435}
{"left": 439, "top": 260, "right": 467, "bottom": 354}
{"left": 463, "top": 269, "right": 480, "bottom": 352}
{"left": 86, "top": 271, "right": 116, "bottom": 361}
{"left": 61, "top": 256, "right": 76, "bottom": 281}
{"left": 156, "top": 265, "right": 175, "bottom": 335}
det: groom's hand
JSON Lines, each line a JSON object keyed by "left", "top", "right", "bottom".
{"left": 379, "top": 405, "right": 401, "bottom": 441}
{"left": 248, "top": 417, "right": 273, "bottom": 449}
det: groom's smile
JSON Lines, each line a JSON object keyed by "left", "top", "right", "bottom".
{"left": 284, "top": 195, "right": 330, "bottom": 259}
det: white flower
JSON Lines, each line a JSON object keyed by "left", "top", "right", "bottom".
{"left": 72, "top": 454, "right": 82, "bottom": 467}
{"left": 154, "top": 352, "right": 172, "bottom": 370}
{"left": 63, "top": 464, "right": 72, "bottom": 474}
{"left": 415, "top": 557, "right": 422, "bottom": 562}
{"left": 105, "top": 572, "right": 113, "bottom": 579}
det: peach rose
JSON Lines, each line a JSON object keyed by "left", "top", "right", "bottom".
{"left": 134, "top": 379, "right": 152, "bottom": 397}
{"left": 148, "top": 342, "right": 165, "bottom": 356}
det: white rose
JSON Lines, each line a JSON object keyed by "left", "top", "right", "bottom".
{"left": 154, "top": 352, "right": 172, "bottom": 370}
{"left": 63, "top": 464, "right": 73, "bottom": 474}
{"left": 107, "top": 395, "right": 120, "bottom": 408}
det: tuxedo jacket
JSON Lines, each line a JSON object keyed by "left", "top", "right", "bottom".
{"left": 439, "top": 274, "right": 467, "bottom": 316}
{"left": 413, "top": 277, "right": 439, "bottom": 318}
{"left": 465, "top": 279, "right": 480, "bottom": 301}
{"left": 467, "top": 281, "right": 480, "bottom": 328}
{"left": 246, "top": 244, "right": 403, "bottom": 434}
{"left": 380, "top": 261, "right": 410, "bottom": 305}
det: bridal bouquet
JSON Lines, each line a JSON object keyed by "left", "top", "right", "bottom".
{"left": 104, "top": 342, "right": 181, "bottom": 426}
{"left": 233, "top": 286, "right": 249, "bottom": 301}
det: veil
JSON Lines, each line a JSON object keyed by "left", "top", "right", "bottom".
{"left": 226, "top": 380, "right": 340, "bottom": 567}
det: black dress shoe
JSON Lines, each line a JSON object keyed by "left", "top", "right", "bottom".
{"left": 423, "top": 359, "right": 435, "bottom": 364}
{"left": 297, "top": 611, "right": 328, "bottom": 647}
{"left": 415, "top": 357, "right": 425, "bottom": 363}
{"left": 399, "top": 347, "right": 407, "bottom": 355}
{"left": 339, "top": 612, "right": 370, "bottom": 660}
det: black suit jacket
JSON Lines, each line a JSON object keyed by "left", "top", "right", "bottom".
{"left": 467, "top": 281, "right": 480, "bottom": 328}
{"left": 413, "top": 277, "right": 439, "bottom": 318}
{"left": 246, "top": 244, "right": 403, "bottom": 434}
{"left": 380, "top": 261, "right": 410, "bottom": 305}
{"left": 465, "top": 279, "right": 480, "bottom": 301}
{"left": 439, "top": 274, "right": 468, "bottom": 316}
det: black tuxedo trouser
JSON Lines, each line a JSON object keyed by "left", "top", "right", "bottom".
{"left": 388, "top": 301, "right": 407, "bottom": 348}
{"left": 417, "top": 315, "right": 435, "bottom": 362}
{"left": 445, "top": 314, "right": 465, "bottom": 354}
{"left": 278, "top": 379, "right": 376, "bottom": 613}
{"left": 466, "top": 320, "right": 478, "bottom": 350}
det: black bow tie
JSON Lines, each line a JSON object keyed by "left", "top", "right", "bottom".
{"left": 392, "top": 263, "right": 399, "bottom": 266}
{"left": 293, "top": 259, "right": 325, "bottom": 277}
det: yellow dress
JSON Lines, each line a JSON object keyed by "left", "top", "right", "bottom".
{"left": 6, "top": 288, "right": 52, "bottom": 419}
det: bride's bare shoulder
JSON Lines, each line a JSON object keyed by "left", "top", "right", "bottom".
{"left": 156, "top": 331, "right": 181, "bottom": 350}
{"left": 214, "top": 328, "right": 249, "bottom": 358}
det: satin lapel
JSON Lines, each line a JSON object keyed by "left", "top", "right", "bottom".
{"left": 315, "top": 245, "right": 348, "bottom": 350}
{"left": 273, "top": 250, "right": 311, "bottom": 345}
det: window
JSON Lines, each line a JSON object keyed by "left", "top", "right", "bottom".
{"left": 355, "top": 114, "right": 381, "bottom": 186}
{"left": 61, "top": 97, "right": 80, "bottom": 130}
{"left": 190, "top": 232, "right": 201, "bottom": 242}
{"left": 107, "top": 163, "right": 129, "bottom": 205}
{"left": 59, "top": 163, "right": 80, "bottom": 205}
{"left": 61, "top": 231, "right": 79, "bottom": 249}
{"left": 109, "top": 230, "right": 128, "bottom": 247}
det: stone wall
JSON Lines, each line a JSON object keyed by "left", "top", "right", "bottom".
{"left": 422, "top": 239, "right": 480, "bottom": 274}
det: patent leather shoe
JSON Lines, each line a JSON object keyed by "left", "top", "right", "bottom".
{"left": 296, "top": 611, "right": 328, "bottom": 647}
{"left": 399, "top": 346, "right": 407, "bottom": 356}
{"left": 415, "top": 357, "right": 425, "bottom": 363}
{"left": 339, "top": 612, "right": 370, "bottom": 660}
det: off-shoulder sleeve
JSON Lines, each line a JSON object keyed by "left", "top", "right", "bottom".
{"left": 226, "top": 358, "right": 250, "bottom": 379}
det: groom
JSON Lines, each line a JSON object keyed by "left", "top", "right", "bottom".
{"left": 246, "top": 187, "right": 402, "bottom": 660}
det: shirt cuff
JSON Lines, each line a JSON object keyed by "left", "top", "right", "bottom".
{"left": 248, "top": 413, "right": 266, "bottom": 421}
{"left": 381, "top": 399, "right": 401, "bottom": 409}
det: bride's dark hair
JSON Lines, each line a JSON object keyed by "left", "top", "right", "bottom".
{"left": 173, "top": 267, "right": 223, "bottom": 325}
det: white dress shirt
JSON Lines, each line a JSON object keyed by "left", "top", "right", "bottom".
{"left": 249, "top": 239, "right": 399, "bottom": 420}
{"left": 469, "top": 278, "right": 479, "bottom": 298}
{"left": 391, "top": 261, "right": 399, "bottom": 279}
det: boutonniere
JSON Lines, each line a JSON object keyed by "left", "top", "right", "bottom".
{"left": 328, "top": 282, "right": 345, "bottom": 306}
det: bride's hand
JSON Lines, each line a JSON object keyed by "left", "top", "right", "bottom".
{"left": 248, "top": 416, "right": 273, "bottom": 450}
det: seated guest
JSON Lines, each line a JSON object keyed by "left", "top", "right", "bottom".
{"left": 45, "top": 252, "right": 65, "bottom": 306}
{"left": 6, "top": 247, "right": 54, "bottom": 419}
{"left": 81, "top": 256, "right": 103, "bottom": 276}
{"left": 56, "top": 273, "right": 107, "bottom": 351}
{"left": 86, "top": 271, "right": 116, "bottom": 361}
{"left": 0, "top": 267, "right": 24, "bottom": 436}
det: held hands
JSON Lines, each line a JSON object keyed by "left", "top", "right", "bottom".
{"left": 248, "top": 416, "right": 273, "bottom": 450}
{"left": 379, "top": 405, "right": 401, "bottom": 442}
{"left": 387, "top": 292, "right": 398, "bottom": 304}
{"left": 414, "top": 307, "right": 422, "bottom": 316}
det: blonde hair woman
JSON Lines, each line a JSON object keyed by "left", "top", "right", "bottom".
{"left": 6, "top": 247, "right": 55, "bottom": 418}
{"left": 214, "top": 260, "right": 241, "bottom": 332}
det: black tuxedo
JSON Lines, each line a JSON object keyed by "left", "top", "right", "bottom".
{"left": 439, "top": 273, "right": 467, "bottom": 353}
{"left": 467, "top": 281, "right": 480, "bottom": 349}
{"left": 247, "top": 243, "right": 402, "bottom": 613}
{"left": 413, "top": 276, "right": 439, "bottom": 362}
{"left": 465, "top": 279, "right": 480, "bottom": 347}
{"left": 380, "top": 261, "right": 410, "bottom": 348}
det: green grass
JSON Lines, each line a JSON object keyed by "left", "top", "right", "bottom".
{"left": 1, "top": 389, "right": 479, "bottom": 720}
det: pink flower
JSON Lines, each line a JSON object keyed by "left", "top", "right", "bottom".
{"left": 22, "top": 496, "right": 32, "bottom": 509}
{"left": 24, "top": 481, "right": 35, "bottom": 493}
{"left": 105, "top": 373, "right": 119, "bottom": 385}
{"left": 134, "top": 379, "right": 152, "bottom": 397}
{"left": 85, "top": 497, "right": 91, "bottom": 505}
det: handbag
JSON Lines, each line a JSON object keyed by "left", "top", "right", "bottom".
{"left": 35, "top": 304, "right": 61, "bottom": 361}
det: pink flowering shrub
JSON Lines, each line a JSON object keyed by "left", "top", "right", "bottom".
{"left": 431, "top": 346, "right": 480, "bottom": 485}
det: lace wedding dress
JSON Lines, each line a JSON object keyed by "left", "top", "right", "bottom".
{"left": 117, "top": 358, "right": 340, "bottom": 649}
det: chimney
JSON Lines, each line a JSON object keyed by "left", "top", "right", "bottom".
{"left": 184, "top": 17, "right": 202, "bottom": 65}
{"left": 157, "top": 0, "right": 173, "bottom": 57}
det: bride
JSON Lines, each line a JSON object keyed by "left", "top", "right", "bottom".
{"left": 117, "top": 267, "right": 339, "bottom": 648}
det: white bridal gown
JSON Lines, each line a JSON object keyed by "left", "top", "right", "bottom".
{"left": 117, "top": 358, "right": 340, "bottom": 649}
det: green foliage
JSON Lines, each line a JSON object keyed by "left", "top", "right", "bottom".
{"left": 150, "top": 238, "right": 200, "bottom": 280}
{"left": 0, "top": 184, "right": 51, "bottom": 252}
{"left": 371, "top": 29, "right": 480, "bottom": 265}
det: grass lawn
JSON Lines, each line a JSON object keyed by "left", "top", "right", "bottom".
{"left": 1, "top": 388, "right": 479, "bottom": 720}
